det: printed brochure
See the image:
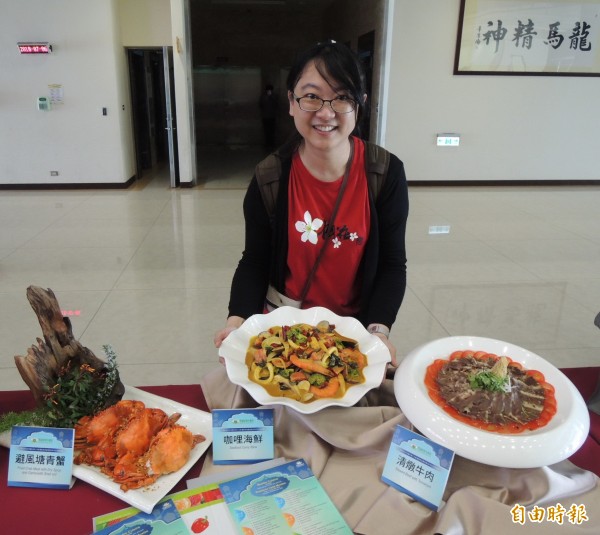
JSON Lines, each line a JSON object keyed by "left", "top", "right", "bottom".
{"left": 219, "top": 458, "right": 352, "bottom": 535}
{"left": 93, "top": 485, "right": 235, "bottom": 534}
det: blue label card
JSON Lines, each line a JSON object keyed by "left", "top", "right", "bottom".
{"left": 212, "top": 409, "right": 274, "bottom": 464}
{"left": 8, "top": 426, "right": 75, "bottom": 490}
{"left": 381, "top": 425, "right": 455, "bottom": 511}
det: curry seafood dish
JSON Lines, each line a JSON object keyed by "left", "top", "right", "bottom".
{"left": 246, "top": 320, "right": 368, "bottom": 403}
{"left": 425, "top": 350, "right": 557, "bottom": 434}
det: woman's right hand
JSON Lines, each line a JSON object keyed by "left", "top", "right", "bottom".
{"left": 214, "top": 316, "right": 245, "bottom": 364}
{"left": 214, "top": 326, "right": 239, "bottom": 348}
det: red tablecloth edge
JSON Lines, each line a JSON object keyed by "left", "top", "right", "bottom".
{"left": 4, "top": 375, "right": 595, "bottom": 534}
{"left": 560, "top": 367, "right": 600, "bottom": 402}
{"left": 2, "top": 372, "right": 599, "bottom": 478}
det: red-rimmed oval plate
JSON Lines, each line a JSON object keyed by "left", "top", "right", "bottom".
{"left": 394, "top": 336, "right": 590, "bottom": 468}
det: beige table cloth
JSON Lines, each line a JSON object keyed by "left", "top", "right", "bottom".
{"left": 200, "top": 366, "right": 599, "bottom": 534}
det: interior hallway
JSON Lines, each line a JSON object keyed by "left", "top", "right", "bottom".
{"left": 1, "top": 148, "right": 599, "bottom": 391}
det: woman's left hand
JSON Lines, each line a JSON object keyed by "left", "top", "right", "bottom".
{"left": 372, "top": 332, "right": 398, "bottom": 368}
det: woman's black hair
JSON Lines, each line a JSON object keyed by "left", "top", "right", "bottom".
{"left": 286, "top": 40, "right": 368, "bottom": 137}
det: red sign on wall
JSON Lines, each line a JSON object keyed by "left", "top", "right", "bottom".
{"left": 18, "top": 42, "right": 52, "bottom": 54}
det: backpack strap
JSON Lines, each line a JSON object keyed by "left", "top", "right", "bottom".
{"left": 255, "top": 140, "right": 391, "bottom": 218}
{"left": 364, "top": 140, "right": 390, "bottom": 202}
{"left": 255, "top": 152, "right": 282, "bottom": 218}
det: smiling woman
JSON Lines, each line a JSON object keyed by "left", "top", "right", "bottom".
{"left": 214, "top": 41, "right": 409, "bottom": 388}
{"left": 288, "top": 60, "right": 358, "bottom": 167}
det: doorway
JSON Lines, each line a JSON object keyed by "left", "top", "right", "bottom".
{"left": 357, "top": 30, "right": 375, "bottom": 141}
{"left": 127, "top": 47, "right": 179, "bottom": 187}
{"left": 189, "top": 0, "right": 388, "bottom": 187}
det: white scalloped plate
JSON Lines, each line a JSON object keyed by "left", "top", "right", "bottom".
{"left": 394, "top": 336, "right": 590, "bottom": 468}
{"left": 218, "top": 306, "right": 391, "bottom": 414}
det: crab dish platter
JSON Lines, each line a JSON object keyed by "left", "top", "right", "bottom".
{"left": 0, "top": 385, "right": 212, "bottom": 513}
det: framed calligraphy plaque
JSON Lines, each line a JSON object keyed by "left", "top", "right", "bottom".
{"left": 454, "top": 0, "right": 600, "bottom": 75}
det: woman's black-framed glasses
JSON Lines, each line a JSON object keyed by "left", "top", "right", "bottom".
{"left": 293, "top": 94, "right": 356, "bottom": 114}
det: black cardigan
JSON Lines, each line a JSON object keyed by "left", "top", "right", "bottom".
{"left": 228, "top": 142, "right": 409, "bottom": 330}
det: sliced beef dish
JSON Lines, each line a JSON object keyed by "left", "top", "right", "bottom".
{"left": 436, "top": 356, "right": 545, "bottom": 425}
{"left": 424, "top": 351, "right": 558, "bottom": 434}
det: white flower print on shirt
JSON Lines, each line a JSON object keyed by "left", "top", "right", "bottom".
{"left": 295, "top": 211, "right": 323, "bottom": 244}
{"left": 332, "top": 237, "right": 341, "bottom": 249}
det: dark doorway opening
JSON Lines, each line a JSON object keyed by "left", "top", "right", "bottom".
{"left": 357, "top": 30, "right": 375, "bottom": 142}
{"left": 127, "top": 49, "right": 172, "bottom": 182}
{"left": 189, "top": 0, "right": 386, "bottom": 186}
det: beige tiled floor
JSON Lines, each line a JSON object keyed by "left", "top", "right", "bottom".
{"left": 1, "top": 152, "right": 599, "bottom": 391}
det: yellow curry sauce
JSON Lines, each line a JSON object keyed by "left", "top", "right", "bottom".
{"left": 245, "top": 322, "right": 367, "bottom": 403}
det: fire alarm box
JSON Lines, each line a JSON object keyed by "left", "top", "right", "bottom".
{"left": 37, "top": 97, "right": 50, "bottom": 111}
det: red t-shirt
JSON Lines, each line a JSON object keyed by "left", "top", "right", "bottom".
{"left": 286, "top": 138, "right": 370, "bottom": 316}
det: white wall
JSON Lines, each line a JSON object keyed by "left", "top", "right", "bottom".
{"left": 119, "top": 0, "right": 197, "bottom": 184}
{"left": 120, "top": 0, "right": 171, "bottom": 46}
{"left": 1, "top": 0, "right": 598, "bottom": 186}
{"left": 385, "top": 0, "right": 600, "bottom": 181}
{"left": 0, "top": 0, "right": 135, "bottom": 185}
{"left": 170, "top": 0, "right": 196, "bottom": 185}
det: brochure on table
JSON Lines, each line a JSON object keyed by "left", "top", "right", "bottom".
{"left": 94, "top": 499, "right": 188, "bottom": 535}
{"left": 94, "top": 457, "right": 351, "bottom": 535}
{"left": 186, "top": 457, "right": 288, "bottom": 489}
{"left": 93, "top": 484, "right": 236, "bottom": 534}
{"left": 7, "top": 425, "right": 75, "bottom": 489}
{"left": 381, "top": 425, "right": 455, "bottom": 511}
{"left": 219, "top": 458, "right": 353, "bottom": 535}
{"left": 212, "top": 408, "right": 274, "bottom": 464}
{"left": 93, "top": 460, "right": 290, "bottom": 534}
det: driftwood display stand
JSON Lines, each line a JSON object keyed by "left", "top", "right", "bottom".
{"left": 13, "top": 285, "right": 124, "bottom": 407}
